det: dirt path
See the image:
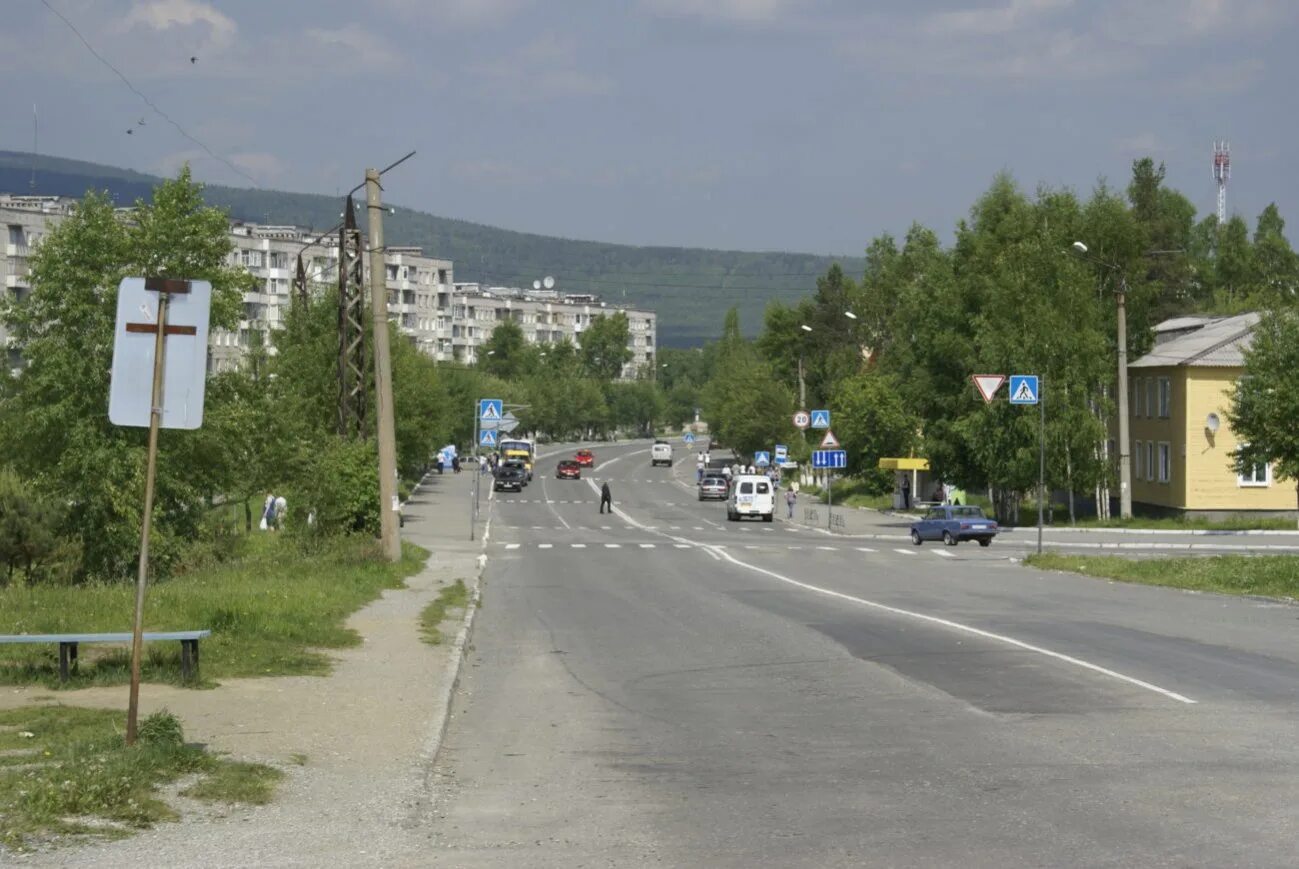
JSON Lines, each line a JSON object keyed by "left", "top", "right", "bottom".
{"left": 5, "top": 471, "right": 486, "bottom": 867}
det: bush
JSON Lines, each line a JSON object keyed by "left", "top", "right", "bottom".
{"left": 290, "top": 438, "right": 380, "bottom": 535}
{"left": 137, "top": 710, "right": 185, "bottom": 749}
{"left": 0, "top": 469, "right": 66, "bottom": 586}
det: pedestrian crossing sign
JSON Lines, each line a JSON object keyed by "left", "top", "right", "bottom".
{"left": 810, "top": 409, "right": 831, "bottom": 429}
{"left": 684, "top": 432, "right": 696, "bottom": 444}
{"left": 1009, "top": 375, "right": 1039, "bottom": 405}
{"left": 755, "top": 451, "right": 771, "bottom": 467}
{"left": 479, "top": 429, "right": 497, "bottom": 447}
{"left": 479, "top": 398, "right": 503, "bottom": 421}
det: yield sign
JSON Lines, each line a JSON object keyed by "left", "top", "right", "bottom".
{"left": 820, "top": 429, "right": 840, "bottom": 448}
{"left": 971, "top": 374, "right": 1006, "bottom": 403}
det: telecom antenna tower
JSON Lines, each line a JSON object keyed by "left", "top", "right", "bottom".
{"left": 1212, "top": 141, "right": 1230, "bottom": 223}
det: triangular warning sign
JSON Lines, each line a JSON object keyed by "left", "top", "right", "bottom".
{"left": 971, "top": 374, "right": 1005, "bottom": 403}
{"left": 1012, "top": 379, "right": 1037, "bottom": 402}
{"left": 820, "top": 429, "right": 839, "bottom": 448}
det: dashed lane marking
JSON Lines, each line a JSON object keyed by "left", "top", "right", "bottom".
{"left": 505, "top": 543, "right": 520, "bottom": 550}
{"left": 538, "top": 543, "right": 553, "bottom": 549}
{"left": 856, "top": 547, "right": 876, "bottom": 553}
{"left": 605, "top": 543, "right": 621, "bottom": 549}
{"left": 893, "top": 548, "right": 916, "bottom": 556}
{"left": 932, "top": 550, "right": 956, "bottom": 558}
{"left": 639, "top": 543, "right": 656, "bottom": 549}
{"left": 571, "top": 543, "right": 587, "bottom": 549}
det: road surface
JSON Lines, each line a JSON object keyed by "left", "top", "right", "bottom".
{"left": 424, "top": 440, "right": 1299, "bottom": 867}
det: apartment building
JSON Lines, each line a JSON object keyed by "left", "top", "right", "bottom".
{"left": 444, "top": 283, "right": 657, "bottom": 379}
{"left": 2, "top": 194, "right": 655, "bottom": 380}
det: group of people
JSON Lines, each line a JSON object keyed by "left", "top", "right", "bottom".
{"left": 260, "top": 493, "right": 287, "bottom": 531}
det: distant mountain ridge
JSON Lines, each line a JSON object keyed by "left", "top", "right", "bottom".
{"left": 0, "top": 151, "right": 862, "bottom": 346}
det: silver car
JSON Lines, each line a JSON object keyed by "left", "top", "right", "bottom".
{"left": 698, "top": 475, "right": 729, "bottom": 501}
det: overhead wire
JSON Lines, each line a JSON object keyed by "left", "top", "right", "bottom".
{"left": 38, "top": 0, "right": 262, "bottom": 188}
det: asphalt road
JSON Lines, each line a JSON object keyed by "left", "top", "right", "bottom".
{"left": 425, "top": 440, "right": 1299, "bottom": 867}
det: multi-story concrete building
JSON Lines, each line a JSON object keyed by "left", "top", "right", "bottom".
{"left": 2, "top": 195, "right": 655, "bottom": 379}
{"left": 444, "top": 283, "right": 657, "bottom": 379}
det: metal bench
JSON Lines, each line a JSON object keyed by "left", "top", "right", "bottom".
{"left": 0, "top": 631, "right": 211, "bottom": 683}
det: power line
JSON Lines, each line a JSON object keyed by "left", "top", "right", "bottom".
{"left": 468, "top": 270, "right": 818, "bottom": 294}
{"left": 38, "top": 0, "right": 261, "bottom": 188}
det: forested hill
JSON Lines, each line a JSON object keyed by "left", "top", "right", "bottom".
{"left": 0, "top": 152, "right": 861, "bottom": 347}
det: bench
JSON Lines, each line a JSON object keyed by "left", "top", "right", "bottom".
{"left": 0, "top": 631, "right": 211, "bottom": 683}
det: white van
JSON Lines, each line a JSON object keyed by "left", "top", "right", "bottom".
{"left": 727, "top": 474, "right": 774, "bottom": 522}
{"left": 651, "top": 441, "right": 673, "bottom": 467}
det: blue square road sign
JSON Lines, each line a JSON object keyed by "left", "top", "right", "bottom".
{"left": 810, "top": 409, "right": 831, "bottom": 429}
{"left": 1008, "top": 375, "right": 1039, "bottom": 405}
{"left": 479, "top": 398, "right": 504, "bottom": 421}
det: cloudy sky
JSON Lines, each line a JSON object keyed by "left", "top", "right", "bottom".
{"left": 3, "top": 0, "right": 1295, "bottom": 254}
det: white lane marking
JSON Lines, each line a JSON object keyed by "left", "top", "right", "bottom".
{"left": 505, "top": 543, "right": 520, "bottom": 550}
{"left": 787, "top": 545, "right": 804, "bottom": 550}
{"left": 538, "top": 543, "right": 553, "bottom": 549}
{"left": 856, "top": 547, "right": 876, "bottom": 553}
{"left": 893, "top": 548, "right": 917, "bottom": 556}
{"left": 639, "top": 543, "right": 655, "bottom": 549}
{"left": 817, "top": 545, "right": 837, "bottom": 551}
{"left": 605, "top": 543, "right": 621, "bottom": 549}
{"left": 670, "top": 526, "right": 681, "bottom": 530}
{"left": 693, "top": 526, "right": 705, "bottom": 531}
{"left": 932, "top": 550, "right": 956, "bottom": 559}
{"left": 532, "top": 525, "right": 545, "bottom": 530}
{"left": 601, "top": 526, "right": 612, "bottom": 530}
{"left": 703, "top": 545, "right": 1195, "bottom": 705}
{"left": 745, "top": 545, "right": 760, "bottom": 550}
{"left": 571, "top": 543, "right": 587, "bottom": 549}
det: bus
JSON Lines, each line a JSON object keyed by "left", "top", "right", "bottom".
{"left": 499, "top": 437, "right": 535, "bottom": 480}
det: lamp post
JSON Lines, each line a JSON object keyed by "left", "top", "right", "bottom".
{"left": 1071, "top": 241, "right": 1132, "bottom": 519}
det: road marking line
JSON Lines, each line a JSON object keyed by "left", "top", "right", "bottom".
{"left": 745, "top": 545, "right": 760, "bottom": 550}
{"left": 694, "top": 526, "right": 705, "bottom": 531}
{"left": 538, "top": 543, "right": 553, "bottom": 549}
{"left": 601, "top": 526, "right": 612, "bottom": 530}
{"left": 674, "top": 543, "right": 692, "bottom": 549}
{"left": 932, "top": 550, "right": 956, "bottom": 558}
{"left": 856, "top": 547, "right": 876, "bottom": 553}
{"left": 505, "top": 543, "right": 520, "bottom": 550}
{"left": 817, "top": 545, "right": 837, "bottom": 551}
{"left": 640, "top": 543, "right": 656, "bottom": 549}
{"left": 605, "top": 543, "right": 621, "bottom": 549}
{"left": 571, "top": 543, "right": 587, "bottom": 549}
{"left": 704, "top": 544, "right": 1195, "bottom": 705}
{"left": 893, "top": 548, "right": 916, "bottom": 556}
{"left": 670, "top": 526, "right": 681, "bottom": 530}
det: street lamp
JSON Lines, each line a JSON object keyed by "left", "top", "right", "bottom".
{"left": 844, "top": 311, "right": 858, "bottom": 320}
{"left": 1070, "top": 240, "right": 1132, "bottom": 519}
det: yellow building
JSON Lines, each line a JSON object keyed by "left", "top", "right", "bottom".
{"left": 1125, "top": 313, "right": 1293, "bottom": 518}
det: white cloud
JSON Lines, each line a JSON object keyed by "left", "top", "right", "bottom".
{"left": 640, "top": 0, "right": 803, "bottom": 23}
{"left": 304, "top": 24, "right": 402, "bottom": 70}
{"left": 471, "top": 33, "right": 614, "bottom": 100}
{"left": 118, "top": 0, "right": 236, "bottom": 50}
{"left": 377, "top": 0, "right": 531, "bottom": 27}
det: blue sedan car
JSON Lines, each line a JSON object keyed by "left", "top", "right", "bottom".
{"left": 910, "top": 505, "right": 999, "bottom": 547}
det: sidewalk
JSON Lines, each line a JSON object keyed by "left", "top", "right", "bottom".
{"left": 6, "top": 471, "right": 486, "bottom": 867}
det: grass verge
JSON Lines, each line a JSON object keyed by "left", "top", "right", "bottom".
{"left": 0, "top": 706, "right": 281, "bottom": 852}
{"left": 1068, "top": 515, "right": 1298, "bottom": 532}
{"left": 0, "top": 535, "right": 427, "bottom": 688}
{"left": 1025, "top": 553, "right": 1299, "bottom": 599}
{"left": 419, "top": 579, "right": 469, "bottom": 646}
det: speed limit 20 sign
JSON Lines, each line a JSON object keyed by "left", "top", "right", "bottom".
{"left": 793, "top": 410, "right": 810, "bottom": 429}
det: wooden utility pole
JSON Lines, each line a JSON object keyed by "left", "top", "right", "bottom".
{"left": 365, "top": 169, "right": 401, "bottom": 561}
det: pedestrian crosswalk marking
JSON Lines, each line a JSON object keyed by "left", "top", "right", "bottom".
{"left": 893, "top": 548, "right": 915, "bottom": 555}
{"left": 932, "top": 550, "right": 955, "bottom": 558}
{"left": 856, "top": 547, "right": 876, "bottom": 553}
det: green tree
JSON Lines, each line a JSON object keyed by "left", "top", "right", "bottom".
{"left": 1227, "top": 308, "right": 1299, "bottom": 527}
{"left": 0, "top": 170, "right": 251, "bottom": 579}
{"left": 830, "top": 370, "right": 916, "bottom": 489}
{"left": 579, "top": 312, "right": 633, "bottom": 381}
{"left": 0, "top": 469, "right": 64, "bottom": 585}
{"left": 1251, "top": 204, "right": 1299, "bottom": 308}
{"left": 479, "top": 320, "right": 532, "bottom": 381}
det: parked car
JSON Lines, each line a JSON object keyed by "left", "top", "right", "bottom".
{"left": 727, "top": 475, "right": 774, "bottom": 522}
{"left": 910, "top": 505, "right": 998, "bottom": 546}
{"left": 556, "top": 459, "right": 581, "bottom": 480}
{"left": 698, "top": 474, "right": 729, "bottom": 501}
{"left": 575, "top": 449, "right": 595, "bottom": 468}
{"left": 493, "top": 463, "right": 527, "bottom": 493}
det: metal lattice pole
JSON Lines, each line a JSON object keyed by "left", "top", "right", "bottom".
{"left": 337, "top": 196, "right": 367, "bottom": 438}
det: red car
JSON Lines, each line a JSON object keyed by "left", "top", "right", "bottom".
{"left": 574, "top": 450, "right": 595, "bottom": 468}
{"left": 556, "top": 459, "right": 581, "bottom": 480}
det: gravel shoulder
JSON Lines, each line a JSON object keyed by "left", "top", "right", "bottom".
{"left": 2, "top": 470, "right": 486, "bottom": 868}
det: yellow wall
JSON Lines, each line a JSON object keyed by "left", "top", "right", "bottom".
{"left": 1120, "top": 365, "right": 1294, "bottom": 511}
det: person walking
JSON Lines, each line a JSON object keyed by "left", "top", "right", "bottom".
{"left": 599, "top": 481, "right": 613, "bottom": 514}
{"left": 901, "top": 475, "right": 911, "bottom": 510}
{"left": 785, "top": 487, "right": 797, "bottom": 519}
{"left": 273, "top": 494, "right": 287, "bottom": 530}
{"left": 260, "top": 493, "right": 275, "bottom": 531}
{"left": 696, "top": 455, "right": 705, "bottom": 483}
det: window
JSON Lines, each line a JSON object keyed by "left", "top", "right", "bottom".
{"left": 1145, "top": 379, "right": 1154, "bottom": 418}
{"left": 739, "top": 482, "right": 753, "bottom": 495}
{"left": 1134, "top": 441, "right": 1142, "bottom": 479}
{"left": 1146, "top": 441, "right": 1155, "bottom": 481}
{"left": 756, "top": 482, "right": 771, "bottom": 494}
{"left": 1158, "top": 378, "right": 1170, "bottom": 418}
{"left": 1158, "top": 442, "right": 1171, "bottom": 483}
{"left": 1131, "top": 379, "right": 1139, "bottom": 418}
{"left": 1237, "top": 448, "right": 1270, "bottom": 487}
